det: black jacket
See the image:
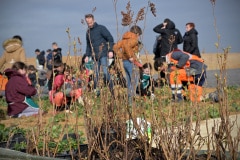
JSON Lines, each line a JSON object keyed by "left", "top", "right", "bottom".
{"left": 153, "top": 20, "right": 183, "bottom": 58}
{"left": 37, "top": 51, "right": 45, "bottom": 66}
{"left": 183, "top": 28, "right": 201, "bottom": 57}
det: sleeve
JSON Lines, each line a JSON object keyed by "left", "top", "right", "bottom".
{"left": 171, "top": 51, "right": 189, "bottom": 68}
{"left": 113, "top": 41, "right": 123, "bottom": 58}
{"left": 153, "top": 24, "right": 165, "bottom": 34}
{"left": 16, "top": 77, "right": 37, "bottom": 96}
{"left": 0, "top": 52, "right": 6, "bottom": 71}
{"left": 85, "top": 32, "right": 92, "bottom": 56}
{"left": 124, "top": 39, "right": 139, "bottom": 59}
{"left": 53, "top": 75, "right": 64, "bottom": 90}
{"left": 176, "top": 29, "right": 183, "bottom": 44}
{"left": 189, "top": 34, "right": 198, "bottom": 54}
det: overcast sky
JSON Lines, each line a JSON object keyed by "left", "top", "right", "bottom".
{"left": 0, "top": 0, "right": 239, "bottom": 58}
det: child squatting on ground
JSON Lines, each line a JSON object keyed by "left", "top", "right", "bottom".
{"left": 4, "top": 61, "right": 40, "bottom": 118}
{"left": 49, "top": 60, "right": 84, "bottom": 113}
{"left": 136, "top": 63, "right": 155, "bottom": 99}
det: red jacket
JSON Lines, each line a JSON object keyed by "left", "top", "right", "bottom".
{"left": 4, "top": 69, "right": 37, "bottom": 116}
{"left": 53, "top": 74, "right": 64, "bottom": 91}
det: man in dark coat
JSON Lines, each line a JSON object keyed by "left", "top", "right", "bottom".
{"left": 85, "top": 14, "right": 114, "bottom": 90}
{"left": 52, "top": 42, "right": 62, "bottom": 61}
{"left": 153, "top": 18, "right": 183, "bottom": 61}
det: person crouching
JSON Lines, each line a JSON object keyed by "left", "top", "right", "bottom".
{"left": 166, "top": 49, "right": 207, "bottom": 102}
{"left": 5, "top": 62, "right": 39, "bottom": 118}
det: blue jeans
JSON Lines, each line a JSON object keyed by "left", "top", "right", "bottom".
{"left": 123, "top": 60, "right": 139, "bottom": 97}
{"left": 94, "top": 56, "right": 110, "bottom": 89}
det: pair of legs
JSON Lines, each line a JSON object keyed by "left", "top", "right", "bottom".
{"left": 169, "top": 69, "right": 206, "bottom": 102}
{"left": 49, "top": 88, "right": 82, "bottom": 109}
{"left": 123, "top": 60, "right": 139, "bottom": 100}
{"left": 16, "top": 106, "right": 39, "bottom": 118}
{"left": 93, "top": 56, "right": 113, "bottom": 93}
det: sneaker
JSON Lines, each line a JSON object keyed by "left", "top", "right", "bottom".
{"left": 151, "top": 93, "right": 155, "bottom": 101}
{"left": 65, "top": 110, "right": 73, "bottom": 114}
{"left": 78, "top": 96, "right": 84, "bottom": 106}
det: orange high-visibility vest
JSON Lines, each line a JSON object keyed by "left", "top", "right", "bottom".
{"left": 166, "top": 50, "right": 204, "bottom": 68}
{"left": 0, "top": 75, "right": 8, "bottom": 91}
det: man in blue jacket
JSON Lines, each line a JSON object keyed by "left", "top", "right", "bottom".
{"left": 85, "top": 14, "right": 114, "bottom": 92}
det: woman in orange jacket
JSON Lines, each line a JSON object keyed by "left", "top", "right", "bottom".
{"left": 113, "top": 25, "right": 143, "bottom": 104}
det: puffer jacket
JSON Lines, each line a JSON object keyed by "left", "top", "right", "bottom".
{"left": 86, "top": 22, "right": 114, "bottom": 61}
{"left": 153, "top": 20, "right": 183, "bottom": 57}
{"left": 4, "top": 69, "right": 37, "bottom": 116}
{"left": 0, "top": 38, "right": 26, "bottom": 72}
{"left": 183, "top": 28, "right": 201, "bottom": 57}
{"left": 113, "top": 31, "right": 139, "bottom": 61}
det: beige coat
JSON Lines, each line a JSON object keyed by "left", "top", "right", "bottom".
{"left": 0, "top": 38, "right": 26, "bottom": 72}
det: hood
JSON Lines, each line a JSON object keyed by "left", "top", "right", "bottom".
{"left": 4, "top": 69, "right": 23, "bottom": 79}
{"left": 166, "top": 20, "right": 176, "bottom": 29}
{"left": 187, "top": 28, "right": 198, "bottom": 35}
{"left": 40, "top": 50, "right": 45, "bottom": 56}
{"left": 2, "top": 38, "right": 22, "bottom": 53}
{"left": 122, "top": 31, "right": 138, "bottom": 40}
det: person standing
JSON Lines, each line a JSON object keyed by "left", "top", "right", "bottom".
{"left": 153, "top": 18, "right": 183, "bottom": 61}
{"left": 52, "top": 42, "right": 62, "bottom": 62}
{"left": 0, "top": 35, "right": 26, "bottom": 96}
{"left": 85, "top": 14, "right": 114, "bottom": 91}
{"left": 113, "top": 25, "right": 143, "bottom": 104}
{"left": 0, "top": 35, "right": 26, "bottom": 72}
{"left": 183, "top": 22, "right": 201, "bottom": 58}
{"left": 46, "top": 49, "right": 53, "bottom": 70}
{"left": 35, "top": 49, "right": 45, "bottom": 69}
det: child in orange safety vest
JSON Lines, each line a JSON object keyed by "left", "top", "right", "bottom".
{"left": 166, "top": 49, "right": 207, "bottom": 102}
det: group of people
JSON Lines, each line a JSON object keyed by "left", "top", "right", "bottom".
{"left": 0, "top": 14, "right": 207, "bottom": 118}
{"left": 152, "top": 18, "right": 206, "bottom": 102}
{"left": 87, "top": 15, "right": 206, "bottom": 103}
